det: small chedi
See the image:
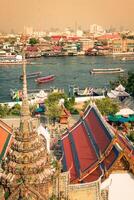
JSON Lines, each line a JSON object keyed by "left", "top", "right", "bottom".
{"left": 0, "top": 56, "right": 55, "bottom": 200}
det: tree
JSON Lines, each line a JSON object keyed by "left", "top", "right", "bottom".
{"left": 83, "top": 98, "right": 119, "bottom": 116}
{"left": 64, "top": 96, "right": 78, "bottom": 114}
{"left": 127, "top": 131, "right": 134, "bottom": 143}
{"left": 9, "top": 104, "right": 21, "bottom": 116}
{"left": 109, "top": 72, "right": 134, "bottom": 97}
{"left": 0, "top": 104, "right": 10, "bottom": 118}
{"left": 109, "top": 75, "right": 128, "bottom": 89}
{"left": 95, "top": 97, "right": 119, "bottom": 116}
{"left": 45, "top": 92, "right": 78, "bottom": 122}
{"left": 126, "top": 72, "right": 134, "bottom": 97}
{"left": 46, "top": 92, "right": 66, "bottom": 103}
{"left": 29, "top": 38, "right": 39, "bottom": 46}
{"left": 45, "top": 92, "right": 65, "bottom": 124}
{"left": 45, "top": 101, "right": 62, "bottom": 124}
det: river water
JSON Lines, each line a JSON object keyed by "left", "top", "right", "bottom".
{"left": 0, "top": 56, "right": 133, "bottom": 102}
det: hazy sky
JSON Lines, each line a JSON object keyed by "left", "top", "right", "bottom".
{"left": 0, "top": 0, "right": 133, "bottom": 32}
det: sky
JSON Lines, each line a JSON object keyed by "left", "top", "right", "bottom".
{"left": 0, "top": 0, "right": 133, "bottom": 32}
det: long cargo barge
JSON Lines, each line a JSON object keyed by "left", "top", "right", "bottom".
{"left": 90, "top": 68, "right": 124, "bottom": 74}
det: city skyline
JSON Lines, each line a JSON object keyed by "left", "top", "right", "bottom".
{"left": 0, "top": 0, "right": 134, "bottom": 32}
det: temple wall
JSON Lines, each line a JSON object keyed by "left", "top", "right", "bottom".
{"left": 54, "top": 172, "right": 102, "bottom": 200}
{"left": 68, "top": 181, "right": 101, "bottom": 200}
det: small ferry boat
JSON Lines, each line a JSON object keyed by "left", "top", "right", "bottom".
{"left": 90, "top": 68, "right": 124, "bottom": 74}
{"left": 20, "top": 71, "right": 42, "bottom": 80}
{"left": 36, "top": 75, "right": 55, "bottom": 84}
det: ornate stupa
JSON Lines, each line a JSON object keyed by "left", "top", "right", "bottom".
{"left": 0, "top": 55, "right": 53, "bottom": 199}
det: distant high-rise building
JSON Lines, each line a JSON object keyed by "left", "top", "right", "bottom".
{"left": 90, "top": 24, "right": 106, "bottom": 35}
{"left": 24, "top": 26, "right": 33, "bottom": 35}
{"left": 76, "top": 30, "right": 83, "bottom": 37}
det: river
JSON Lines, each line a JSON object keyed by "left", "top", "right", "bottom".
{"left": 0, "top": 56, "right": 134, "bottom": 102}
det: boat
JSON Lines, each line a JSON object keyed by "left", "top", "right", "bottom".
{"left": 90, "top": 68, "right": 124, "bottom": 74}
{"left": 10, "top": 89, "right": 23, "bottom": 101}
{"left": 73, "top": 87, "right": 104, "bottom": 97}
{"left": 20, "top": 71, "right": 42, "bottom": 80}
{"left": 36, "top": 75, "right": 55, "bottom": 84}
{"left": 0, "top": 55, "right": 26, "bottom": 65}
{"left": 121, "top": 57, "right": 134, "bottom": 61}
{"left": 0, "top": 60, "right": 24, "bottom": 65}
{"left": 0, "top": 54, "right": 16, "bottom": 59}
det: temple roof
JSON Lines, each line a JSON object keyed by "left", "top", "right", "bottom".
{"left": 115, "top": 84, "right": 125, "bottom": 92}
{"left": 0, "top": 120, "right": 12, "bottom": 160}
{"left": 60, "top": 105, "right": 134, "bottom": 183}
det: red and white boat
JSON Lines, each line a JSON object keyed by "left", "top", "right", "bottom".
{"left": 36, "top": 74, "right": 55, "bottom": 84}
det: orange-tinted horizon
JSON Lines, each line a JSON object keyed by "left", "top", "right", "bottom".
{"left": 0, "top": 0, "right": 133, "bottom": 32}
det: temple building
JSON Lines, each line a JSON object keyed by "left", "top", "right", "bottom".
{"left": 57, "top": 103, "right": 134, "bottom": 199}
{"left": 107, "top": 84, "right": 130, "bottom": 101}
{"left": 0, "top": 56, "right": 55, "bottom": 200}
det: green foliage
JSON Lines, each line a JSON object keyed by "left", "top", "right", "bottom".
{"left": 95, "top": 97, "right": 119, "bottom": 116}
{"left": 45, "top": 92, "right": 77, "bottom": 122}
{"left": 76, "top": 42, "right": 81, "bottom": 51}
{"left": 0, "top": 104, "right": 22, "bottom": 118}
{"left": 127, "top": 131, "right": 134, "bottom": 143}
{"left": 109, "top": 75, "right": 128, "bottom": 89}
{"left": 9, "top": 104, "right": 21, "bottom": 116}
{"left": 45, "top": 92, "right": 66, "bottom": 122}
{"left": 0, "top": 104, "right": 10, "bottom": 118}
{"left": 46, "top": 92, "right": 67, "bottom": 104}
{"left": 4, "top": 190, "right": 9, "bottom": 200}
{"left": 69, "top": 107, "right": 79, "bottom": 114}
{"left": 45, "top": 102, "right": 62, "bottom": 122}
{"left": 64, "top": 96, "right": 77, "bottom": 114}
{"left": 29, "top": 104, "right": 37, "bottom": 114}
{"left": 82, "top": 97, "right": 120, "bottom": 116}
{"left": 64, "top": 96, "right": 74, "bottom": 109}
{"left": 29, "top": 38, "right": 39, "bottom": 45}
{"left": 126, "top": 72, "right": 134, "bottom": 96}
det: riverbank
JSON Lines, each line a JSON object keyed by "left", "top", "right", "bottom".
{"left": 0, "top": 56, "right": 133, "bottom": 103}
